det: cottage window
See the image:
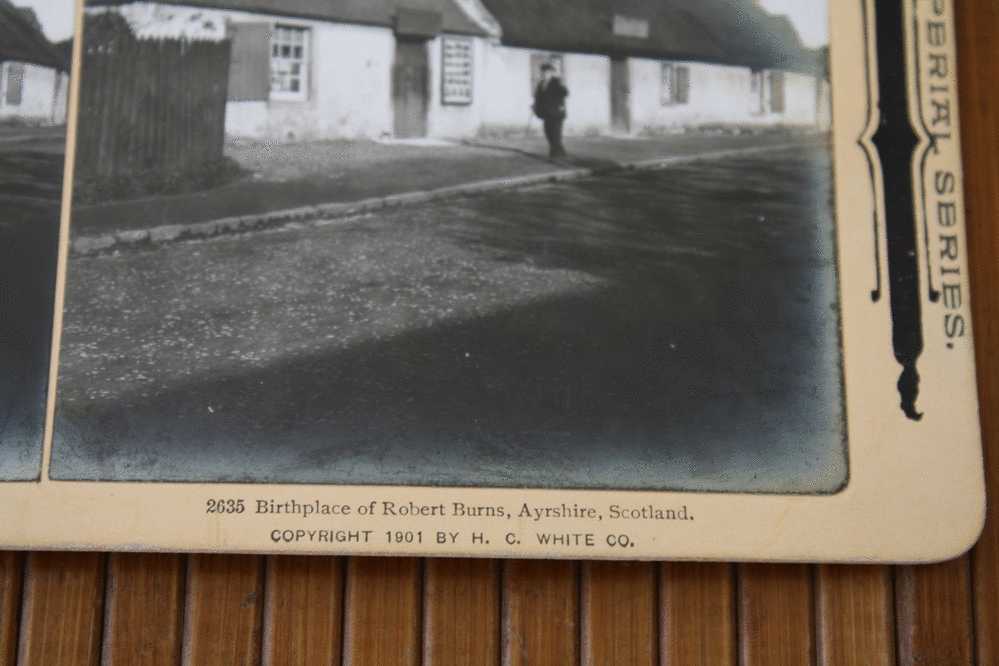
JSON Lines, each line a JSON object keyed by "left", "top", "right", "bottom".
{"left": 2, "top": 63, "right": 25, "bottom": 107}
{"left": 270, "top": 25, "right": 309, "bottom": 101}
{"left": 661, "top": 63, "right": 689, "bottom": 106}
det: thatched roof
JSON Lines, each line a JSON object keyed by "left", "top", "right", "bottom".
{"left": 86, "top": 0, "right": 491, "bottom": 36}
{"left": 479, "top": 0, "right": 822, "bottom": 73}
{"left": 0, "top": 0, "right": 68, "bottom": 69}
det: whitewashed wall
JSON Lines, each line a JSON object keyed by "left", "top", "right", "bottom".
{"left": 628, "top": 58, "right": 821, "bottom": 130}
{"left": 629, "top": 59, "right": 750, "bottom": 128}
{"left": 92, "top": 3, "right": 826, "bottom": 140}
{"left": 0, "top": 63, "right": 65, "bottom": 124}
{"left": 480, "top": 46, "right": 533, "bottom": 134}
{"left": 482, "top": 46, "right": 611, "bottom": 135}
{"left": 565, "top": 53, "right": 612, "bottom": 133}
{"left": 816, "top": 78, "right": 832, "bottom": 131}
{"left": 781, "top": 71, "right": 820, "bottom": 126}
{"left": 106, "top": 3, "right": 396, "bottom": 141}
{"left": 256, "top": 22, "right": 394, "bottom": 141}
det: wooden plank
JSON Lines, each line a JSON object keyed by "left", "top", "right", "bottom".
{"left": 660, "top": 562, "right": 736, "bottom": 665}
{"left": 581, "top": 561, "right": 656, "bottom": 666}
{"left": 955, "top": 1, "right": 999, "bottom": 663}
{"left": 182, "top": 554, "right": 264, "bottom": 666}
{"left": 74, "top": 31, "right": 233, "bottom": 179}
{"left": 423, "top": 558, "right": 499, "bottom": 666}
{"left": 343, "top": 557, "right": 421, "bottom": 666}
{"left": 737, "top": 564, "right": 814, "bottom": 665}
{"left": 895, "top": 559, "right": 974, "bottom": 666}
{"left": 815, "top": 565, "right": 894, "bottom": 666}
{"left": 502, "top": 560, "right": 579, "bottom": 666}
{"left": 17, "top": 552, "right": 105, "bottom": 666}
{"left": 0, "top": 552, "right": 24, "bottom": 666}
{"left": 102, "top": 553, "right": 185, "bottom": 666}
{"left": 262, "top": 556, "right": 344, "bottom": 666}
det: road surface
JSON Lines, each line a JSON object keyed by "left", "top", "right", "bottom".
{"left": 51, "top": 146, "right": 846, "bottom": 493}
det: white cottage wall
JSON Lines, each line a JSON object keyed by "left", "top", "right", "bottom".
{"left": 628, "top": 59, "right": 823, "bottom": 131}
{"left": 781, "top": 71, "right": 820, "bottom": 126}
{"left": 816, "top": 78, "right": 832, "bottom": 131}
{"left": 0, "top": 63, "right": 62, "bottom": 124}
{"left": 563, "top": 52, "right": 612, "bottom": 134}
{"left": 106, "top": 3, "right": 396, "bottom": 141}
{"left": 739, "top": 70, "right": 820, "bottom": 128}
{"left": 482, "top": 46, "right": 610, "bottom": 135}
{"left": 628, "top": 58, "right": 756, "bottom": 129}
{"left": 93, "top": 3, "right": 826, "bottom": 140}
{"left": 248, "top": 22, "right": 395, "bottom": 141}
{"left": 481, "top": 46, "right": 535, "bottom": 134}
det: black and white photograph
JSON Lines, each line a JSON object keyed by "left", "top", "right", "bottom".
{"left": 0, "top": 0, "right": 73, "bottom": 480}
{"left": 43, "top": 0, "right": 846, "bottom": 494}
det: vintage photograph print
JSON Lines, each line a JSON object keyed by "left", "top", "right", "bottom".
{"left": 48, "top": 0, "right": 845, "bottom": 493}
{"left": 0, "top": 0, "right": 73, "bottom": 480}
{"left": 0, "top": 0, "right": 984, "bottom": 562}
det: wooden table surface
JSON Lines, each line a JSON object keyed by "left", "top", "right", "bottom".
{"left": 2, "top": 2, "right": 996, "bottom": 664}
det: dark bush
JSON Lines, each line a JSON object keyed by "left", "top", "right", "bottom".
{"left": 73, "top": 157, "right": 244, "bottom": 205}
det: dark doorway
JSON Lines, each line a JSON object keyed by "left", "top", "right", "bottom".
{"left": 393, "top": 39, "right": 429, "bottom": 138}
{"left": 610, "top": 57, "right": 631, "bottom": 134}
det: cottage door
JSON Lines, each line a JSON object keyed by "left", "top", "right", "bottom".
{"left": 610, "top": 57, "right": 631, "bottom": 134}
{"left": 393, "top": 40, "right": 430, "bottom": 138}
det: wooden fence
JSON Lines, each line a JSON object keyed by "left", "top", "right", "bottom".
{"left": 75, "top": 29, "right": 231, "bottom": 180}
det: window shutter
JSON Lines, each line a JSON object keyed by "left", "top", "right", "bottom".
{"left": 769, "top": 71, "right": 785, "bottom": 113}
{"left": 676, "top": 66, "right": 690, "bottom": 104}
{"left": 5, "top": 63, "right": 24, "bottom": 106}
{"left": 661, "top": 63, "right": 673, "bottom": 105}
{"left": 227, "top": 22, "right": 271, "bottom": 102}
{"left": 750, "top": 70, "right": 765, "bottom": 114}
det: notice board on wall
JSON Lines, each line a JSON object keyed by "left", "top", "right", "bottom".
{"left": 441, "top": 36, "right": 473, "bottom": 105}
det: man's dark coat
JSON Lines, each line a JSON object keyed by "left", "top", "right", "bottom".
{"left": 533, "top": 77, "right": 569, "bottom": 120}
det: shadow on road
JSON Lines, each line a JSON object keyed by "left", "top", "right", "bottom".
{"left": 0, "top": 141, "right": 64, "bottom": 479}
{"left": 460, "top": 138, "right": 621, "bottom": 172}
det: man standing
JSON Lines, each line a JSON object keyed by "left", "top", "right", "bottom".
{"left": 533, "top": 62, "right": 569, "bottom": 158}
